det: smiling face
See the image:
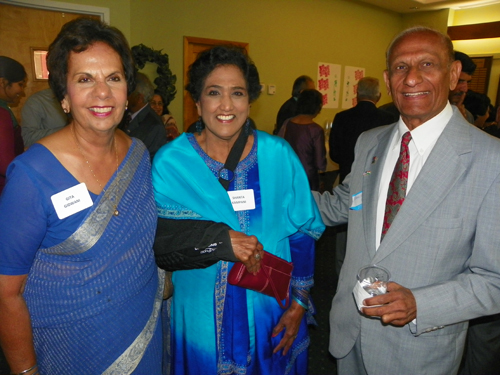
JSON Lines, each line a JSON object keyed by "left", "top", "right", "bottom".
{"left": 384, "top": 30, "right": 460, "bottom": 130}
{"left": 0, "top": 78, "right": 26, "bottom": 105}
{"left": 150, "top": 94, "right": 164, "bottom": 116}
{"left": 62, "top": 41, "right": 128, "bottom": 133}
{"left": 196, "top": 64, "right": 250, "bottom": 142}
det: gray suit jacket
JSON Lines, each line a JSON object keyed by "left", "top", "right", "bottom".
{"left": 314, "top": 108, "right": 500, "bottom": 375}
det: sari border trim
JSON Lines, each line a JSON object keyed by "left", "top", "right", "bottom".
{"left": 102, "top": 268, "right": 164, "bottom": 375}
{"left": 43, "top": 142, "right": 144, "bottom": 255}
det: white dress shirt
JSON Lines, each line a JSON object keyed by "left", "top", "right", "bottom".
{"left": 375, "top": 103, "right": 453, "bottom": 249}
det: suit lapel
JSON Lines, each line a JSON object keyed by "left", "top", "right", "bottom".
{"left": 362, "top": 126, "right": 396, "bottom": 258}
{"left": 373, "top": 113, "right": 472, "bottom": 263}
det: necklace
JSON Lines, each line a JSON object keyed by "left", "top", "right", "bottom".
{"left": 73, "top": 126, "right": 120, "bottom": 216}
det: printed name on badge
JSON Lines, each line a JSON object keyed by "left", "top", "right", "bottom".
{"left": 51, "top": 182, "right": 93, "bottom": 219}
{"left": 228, "top": 189, "right": 255, "bottom": 211}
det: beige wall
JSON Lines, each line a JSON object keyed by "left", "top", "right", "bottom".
{"left": 128, "top": 0, "right": 403, "bottom": 133}
{"left": 47, "top": 0, "right": 403, "bottom": 132}
{"left": 38, "top": 0, "right": 500, "bottom": 132}
{"left": 402, "top": 9, "right": 449, "bottom": 32}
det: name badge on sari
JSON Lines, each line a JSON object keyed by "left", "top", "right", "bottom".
{"left": 228, "top": 189, "right": 255, "bottom": 211}
{"left": 51, "top": 182, "right": 93, "bottom": 219}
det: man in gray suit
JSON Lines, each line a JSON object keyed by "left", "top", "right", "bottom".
{"left": 313, "top": 26, "right": 500, "bottom": 375}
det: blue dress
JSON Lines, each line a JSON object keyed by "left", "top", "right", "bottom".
{"left": 152, "top": 130, "right": 325, "bottom": 375}
{"left": 0, "top": 140, "right": 163, "bottom": 374}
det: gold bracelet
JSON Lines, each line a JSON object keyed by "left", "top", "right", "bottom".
{"left": 11, "top": 364, "right": 38, "bottom": 375}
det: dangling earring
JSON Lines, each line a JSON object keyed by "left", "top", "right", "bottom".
{"left": 196, "top": 117, "right": 204, "bottom": 135}
{"left": 244, "top": 118, "right": 251, "bottom": 135}
{"left": 125, "top": 100, "right": 128, "bottom": 111}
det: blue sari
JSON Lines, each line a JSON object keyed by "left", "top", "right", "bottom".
{"left": 0, "top": 139, "right": 163, "bottom": 374}
{"left": 152, "top": 130, "right": 324, "bottom": 375}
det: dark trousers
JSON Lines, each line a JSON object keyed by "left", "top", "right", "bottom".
{"left": 459, "top": 313, "right": 500, "bottom": 375}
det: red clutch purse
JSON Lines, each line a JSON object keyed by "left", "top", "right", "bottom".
{"left": 228, "top": 251, "right": 293, "bottom": 309}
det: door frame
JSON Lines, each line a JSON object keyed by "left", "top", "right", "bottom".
{"left": 0, "top": 0, "right": 109, "bottom": 22}
{"left": 183, "top": 36, "right": 249, "bottom": 131}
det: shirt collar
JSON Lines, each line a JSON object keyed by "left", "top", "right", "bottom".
{"left": 130, "top": 103, "right": 149, "bottom": 120}
{"left": 394, "top": 102, "right": 453, "bottom": 155}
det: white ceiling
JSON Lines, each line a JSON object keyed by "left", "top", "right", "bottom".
{"left": 354, "top": 0, "right": 500, "bottom": 14}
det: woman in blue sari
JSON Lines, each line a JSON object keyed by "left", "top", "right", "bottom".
{"left": 0, "top": 18, "right": 163, "bottom": 375}
{"left": 152, "top": 46, "right": 325, "bottom": 375}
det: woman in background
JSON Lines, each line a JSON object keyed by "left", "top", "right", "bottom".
{"left": 152, "top": 45, "right": 324, "bottom": 375}
{"left": 278, "top": 89, "right": 326, "bottom": 191}
{"left": 151, "top": 89, "right": 179, "bottom": 141}
{"left": 0, "top": 18, "right": 162, "bottom": 375}
{"left": 0, "top": 56, "right": 26, "bottom": 194}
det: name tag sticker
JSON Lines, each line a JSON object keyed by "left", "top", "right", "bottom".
{"left": 350, "top": 191, "right": 362, "bottom": 211}
{"left": 228, "top": 189, "right": 255, "bottom": 211}
{"left": 51, "top": 183, "right": 93, "bottom": 219}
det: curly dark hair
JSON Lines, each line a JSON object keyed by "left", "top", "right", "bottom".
{"left": 185, "top": 45, "right": 261, "bottom": 103}
{"left": 47, "top": 17, "right": 136, "bottom": 102}
{"left": 296, "top": 89, "right": 323, "bottom": 116}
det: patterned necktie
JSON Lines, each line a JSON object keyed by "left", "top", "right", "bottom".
{"left": 381, "top": 131, "right": 412, "bottom": 240}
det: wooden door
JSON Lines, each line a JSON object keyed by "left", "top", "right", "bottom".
{"left": 183, "top": 36, "right": 248, "bottom": 132}
{"left": 0, "top": 3, "right": 98, "bottom": 122}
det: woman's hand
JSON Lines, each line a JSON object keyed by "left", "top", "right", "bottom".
{"left": 272, "top": 300, "right": 305, "bottom": 356}
{"left": 228, "top": 230, "right": 263, "bottom": 274}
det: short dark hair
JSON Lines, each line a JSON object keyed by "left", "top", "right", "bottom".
{"left": 0, "top": 56, "right": 27, "bottom": 84}
{"left": 464, "top": 90, "right": 490, "bottom": 120}
{"left": 292, "top": 75, "right": 314, "bottom": 97}
{"left": 47, "top": 17, "right": 136, "bottom": 102}
{"left": 454, "top": 51, "right": 477, "bottom": 75}
{"left": 186, "top": 45, "right": 261, "bottom": 104}
{"left": 296, "top": 89, "right": 323, "bottom": 116}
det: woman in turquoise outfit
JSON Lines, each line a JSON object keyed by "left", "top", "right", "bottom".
{"left": 152, "top": 46, "right": 325, "bottom": 375}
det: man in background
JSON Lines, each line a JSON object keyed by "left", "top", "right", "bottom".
{"left": 329, "top": 76, "right": 397, "bottom": 183}
{"left": 274, "top": 75, "right": 315, "bottom": 134}
{"left": 449, "top": 51, "right": 476, "bottom": 124}
{"left": 122, "top": 72, "right": 166, "bottom": 160}
{"left": 21, "top": 88, "right": 67, "bottom": 148}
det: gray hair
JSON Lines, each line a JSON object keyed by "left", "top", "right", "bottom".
{"left": 357, "top": 77, "right": 380, "bottom": 101}
{"left": 133, "top": 72, "right": 154, "bottom": 103}
{"left": 292, "top": 75, "right": 314, "bottom": 97}
{"left": 386, "top": 26, "right": 454, "bottom": 70}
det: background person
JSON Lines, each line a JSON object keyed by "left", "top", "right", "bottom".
{"left": 121, "top": 72, "right": 166, "bottom": 160}
{"left": 0, "top": 56, "right": 26, "bottom": 195}
{"left": 274, "top": 75, "right": 315, "bottom": 135}
{"left": 278, "top": 88, "right": 326, "bottom": 191}
{"left": 152, "top": 45, "right": 324, "bottom": 375}
{"left": 21, "top": 88, "right": 67, "bottom": 148}
{"left": 0, "top": 18, "right": 163, "bottom": 375}
{"left": 329, "top": 76, "right": 397, "bottom": 183}
{"left": 151, "top": 89, "right": 179, "bottom": 141}
{"left": 449, "top": 51, "right": 476, "bottom": 124}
